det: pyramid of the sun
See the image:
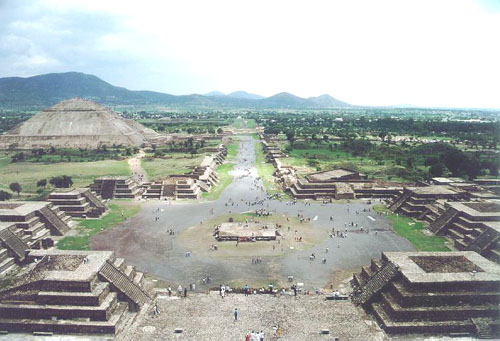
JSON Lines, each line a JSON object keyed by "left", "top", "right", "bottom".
{"left": 0, "top": 98, "right": 160, "bottom": 148}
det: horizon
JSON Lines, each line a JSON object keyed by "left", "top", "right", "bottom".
{"left": 1, "top": 0, "right": 500, "bottom": 108}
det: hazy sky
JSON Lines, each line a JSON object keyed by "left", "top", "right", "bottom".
{"left": 1, "top": 0, "right": 499, "bottom": 108}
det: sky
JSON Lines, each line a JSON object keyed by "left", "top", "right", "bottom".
{"left": 0, "top": 0, "right": 499, "bottom": 108}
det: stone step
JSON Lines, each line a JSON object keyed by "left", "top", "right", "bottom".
{"left": 0, "top": 301, "right": 128, "bottom": 335}
{"left": 133, "top": 272, "right": 144, "bottom": 287}
{"left": 389, "top": 281, "right": 500, "bottom": 307}
{"left": 37, "top": 282, "right": 111, "bottom": 306}
{"left": 124, "top": 265, "right": 135, "bottom": 281}
{"left": 370, "top": 259, "right": 382, "bottom": 272}
{"left": 381, "top": 291, "right": 500, "bottom": 321}
{"left": 372, "top": 302, "right": 475, "bottom": 335}
{"left": 0, "top": 257, "right": 15, "bottom": 275}
{"left": 452, "top": 222, "right": 475, "bottom": 235}
{"left": 454, "top": 238, "right": 468, "bottom": 250}
{"left": 487, "top": 249, "right": 500, "bottom": 264}
{"left": 113, "top": 258, "right": 126, "bottom": 272}
{"left": 0, "top": 292, "right": 118, "bottom": 321}
{"left": 447, "top": 228, "right": 464, "bottom": 240}
{"left": 0, "top": 249, "right": 8, "bottom": 263}
{"left": 361, "top": 266, "right": 374, "bottom": 279}
{"left": 23, "top": 222, "right": 45, "bottom": 236}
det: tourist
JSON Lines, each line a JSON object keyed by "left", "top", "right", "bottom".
{"left": 168, "top": 286, "right": 172, "bottom": 296}
{"left": 234, "top": 308, "right": 238, "bottom": 321}
{"left": 153, "top": 303, "right": 159, "bottom": 317}
{"left": 244, "top": 284, "right": 249, "bottom": 296}
{"left": 221, "top": 286, "right": 226, "bottom": 299}
{"left": 177, "top": 285, "right": 183, "bottom": 297}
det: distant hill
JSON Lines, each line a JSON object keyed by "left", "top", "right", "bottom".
{"left": 204, "top": 91, "right": 226, "bottom": 97}
{"left": 0, "top": 72, "right": 351, "bottom": 109}
{"left": 227, "top": 91, "right": 264, "bottom": 100}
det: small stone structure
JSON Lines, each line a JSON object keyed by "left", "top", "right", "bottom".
{"left": 214, "top": 222, "right": 279, "bottom": 241}
{"left": 142, "top": 145, "right": 227, "bottom": 200}
{"left": 91, "top": 176, "right": 143, "bottom": 200}
{"left": 0, "top": 249, "right": 151, "bottom": 335}
{"left": 426, "top": 201, "right": 500, "bottom": 264}
{"left": 388, "top": 185, "right": 467, "bottom": 217}
{"left": 48, "top": 188, "right": 108, "bottom": 218}
{"left": 352, "top": 251, "right": 500, "bottom": 338}
{"left": 0, "top": 202, "right": 73, "bottom": 275}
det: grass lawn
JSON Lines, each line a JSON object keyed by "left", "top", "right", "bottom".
{"left": 57, "top": 201, "right": 141, "bottom": 250}
{"left": 141, "top": 152, "right": 207, "bottom": 182}
{"left": 374, "top": 205, "right": 450, "bottom": 252}
{"left": 202, "top": 140, "right": 239, "bottom": 200}
{"left": 0, "top": 156, "right": 130, "bottom": 195}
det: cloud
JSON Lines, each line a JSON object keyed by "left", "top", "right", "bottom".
{"left": 0, "top": 0, "right": 499, "bottom": 108}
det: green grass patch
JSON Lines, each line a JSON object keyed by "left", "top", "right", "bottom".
{"left": 374, "top": 205, "right": 450, "bottom": 251}
{"left": 57, "top": 201, "right": 141, "bottom": 250}
{"left": 202, "top": 141, "right": 238, "bottom": 200}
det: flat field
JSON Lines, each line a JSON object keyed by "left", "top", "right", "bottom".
{"left": 0, "top": 156, "right": 130, "bottom": 195}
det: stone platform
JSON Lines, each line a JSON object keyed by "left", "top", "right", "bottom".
{"left": 352, "top": 251, "right": 500, "bottom": 338}
{"left": 215, "top": 222, "right": 279, "bottom": 241}
{"left": 0, "top": 249, "right": 151, "bottom": 336}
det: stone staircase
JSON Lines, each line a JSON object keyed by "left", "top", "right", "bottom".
{"left": 352, "top": 261, "right": 399, "bottom": 306}
{"left": 0, "top": 248, "right": 16, "bottom": 276}
{"left": 82, "top": 189, "right": 107, "bottom": 212}
{"left": 0, "top": 228, "right": 29, "bottom": 262}
{"left": 98, "top": 261, "right": 151, "bottom": 309}
{"left": 389, "top": 190, "right": 411, "bottom": 213}
{"left": 428, "top": 207, "right": 459, "bottom": 234}
{"left": 472, "top": 318, "right": 495, "bottom": 339}
{"left": 38, "top": 206, "right": 71, "bottom": 236}
{"left": 100, "top": 180, "right": 116, "bottom": 199}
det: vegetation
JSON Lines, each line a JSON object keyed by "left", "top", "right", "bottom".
{"left": 202, "top": 141, "right": 238, "bottom": 200}
{"left": 0, "top": 190, "right": 12, "bottom": 201}
{"left": 49, "top": 175, "right": 73, "bottom": 188}
{"left": 9, "top": 182, "right": 21, "bottom": 196}
{"left": 374, "top": 205, "right": 450, "bottom": 252}
{"left": 57, "top": 201, "right": 141, "bottom": 250}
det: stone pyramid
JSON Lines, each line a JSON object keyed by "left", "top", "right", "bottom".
{"left": 0, "top": 98, "right": 159, "bottom": 148}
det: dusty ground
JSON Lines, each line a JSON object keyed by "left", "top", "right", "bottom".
{"left": 122, "top": 291, "right": 385, "bottom": 340}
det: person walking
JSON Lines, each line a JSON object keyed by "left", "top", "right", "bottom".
{"left": 234, "top": 308, "right": 238, "bottom": 321}
{"left": 153, "top": 303, "right": 159, "bottom": 317}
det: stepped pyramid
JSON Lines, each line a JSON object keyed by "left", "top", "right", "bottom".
{"left": 0, "top": 98, "right": 159, "bottom": 148}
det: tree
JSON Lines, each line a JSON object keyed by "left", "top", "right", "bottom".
{"left": 217, "top": 127, "right": 223, "bottom": 134}
{"left": 285, "top": 130, "right": 295, "bottom": 145}
{"left": 37, "top": 179, "right": 47, "bottom": 187}
{"left": 429, "top": 163, "right": 444, "bottom": 177}
{"left": 50, "top": 175, "right": 73, "bottom": 188}
{"left": 0, "top": 190, "right": 11, "bottom": 201}
{"left": 9, "top": 182, "right": 22, "bottom": 196}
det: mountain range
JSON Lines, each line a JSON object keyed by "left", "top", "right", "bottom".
{"left": 0, "top": 72, "right": 351, "bottom": 109}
